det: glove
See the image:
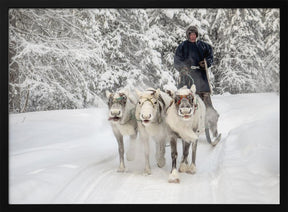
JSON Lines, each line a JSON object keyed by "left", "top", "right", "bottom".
{"left": 199, "top": 61, "right": 205, "bottom": 69}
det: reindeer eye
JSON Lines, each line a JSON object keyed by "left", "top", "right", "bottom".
{"left": 138, "top": 101, "right": 141, "bottom": 104}
{"left": 154, "top": 101, "right": 157, "bottom": 104}
{"left": 175, "top": 96, "right": 180, "bottom": 104}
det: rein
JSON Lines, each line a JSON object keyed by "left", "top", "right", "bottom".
{"left": 179, "top": 69, "right": 195, "bottom": 87}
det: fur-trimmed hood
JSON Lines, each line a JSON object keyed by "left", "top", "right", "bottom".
{"left": 186, "top": 26, "right": 199, "bottom": 40}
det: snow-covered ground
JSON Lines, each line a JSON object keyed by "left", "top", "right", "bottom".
{"left": 9, "top": 92, "right": 279, "bottom": 204}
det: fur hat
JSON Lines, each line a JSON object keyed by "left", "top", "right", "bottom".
{"left": 186, "top": 26, "right": 199, "bottom": 40}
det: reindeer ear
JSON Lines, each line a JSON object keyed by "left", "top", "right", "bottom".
{"left": 165, "top": 89, "right": 174, "bottom": 98}
{"left": 191, "top": 84, "right": 196, "bottom": 94}
{"left": 155, "top": 88, "right": 161, "bottom": 99}
{"left": 135, "top": 89, "right": 142, "bottom": 98}
{"left": 106, "top": 90, "right": 112, "bottom": 98}
{"left": 122, "top": 89, "right": 129, "bottom": 97}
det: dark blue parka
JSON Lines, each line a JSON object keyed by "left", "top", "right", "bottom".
{"left": 174, "top": 40, "right": 213, "bottom": 93}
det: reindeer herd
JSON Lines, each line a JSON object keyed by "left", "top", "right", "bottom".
{"left": 105, "top": 85, "right": 221, "bottom": 183}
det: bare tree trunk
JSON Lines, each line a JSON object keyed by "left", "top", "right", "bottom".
{"left": 21, "top": 86, "right": 30, "bottom": 113}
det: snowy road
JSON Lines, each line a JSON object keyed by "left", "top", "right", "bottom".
{"left": 9, "top": 93, "right": 279, "bottom": 204}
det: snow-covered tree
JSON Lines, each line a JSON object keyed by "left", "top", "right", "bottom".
{"left": 262, "top": 8, "right": 280, "bottom": 92}
{"left": 8, "top": 8, "right": 280, "bottom": 113}
{"left": 211, "top": 9, "right": 271, "bottom": 94}
{"left": 9, "top": 9, "right": 107, "bottom": 112}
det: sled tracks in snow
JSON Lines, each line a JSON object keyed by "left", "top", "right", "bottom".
{"left": 51, "top": 154, "right": 118, "bottom": 203}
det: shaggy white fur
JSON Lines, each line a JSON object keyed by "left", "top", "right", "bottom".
{"left": 166, "top": 86, "right": 206, "bottom": 142}
{"left": 135, "top": 88, "right": 173, "bottom": 175}
{"left": 168, "top": 169, "right": 180, "bottom": 183}
{"left": 165, "top": 85, "right": 206, "bottom": 183}
{"left": 106, "top": 88, "right": 138, "bottom": 172}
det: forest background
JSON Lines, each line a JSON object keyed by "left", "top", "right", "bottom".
{"left": 8, "top": 8, "right": 280, "bottom": 113}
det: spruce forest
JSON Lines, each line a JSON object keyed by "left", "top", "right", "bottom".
{"left": 8, "top": 8, "right": 280, "bottom": 113}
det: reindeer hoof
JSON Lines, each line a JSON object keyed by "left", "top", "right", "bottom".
{"left": 168, "top": 169, "right": 180, "bottom": 183}
{"left": 168, "top": 178, "right": 180, "bottom": 183}
{"left": 179, "top": 162, "right": 189, "bottom": 173}
{"left": 144, "top": 168, "right": 151, "bottom": 175}
{"left": 186, "top": 164, "right": 196, "bottom": 174}
{"left": 117, "top": 167, "right": 125, "bottom": 172}
{"left": 157, "top": 157, "right": 166, "bottom": 168}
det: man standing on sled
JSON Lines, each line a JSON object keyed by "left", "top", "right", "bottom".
{"left": 174, "top": 25, "right": 220, "bottom": 138}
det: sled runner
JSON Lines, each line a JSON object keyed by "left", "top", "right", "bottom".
{"left": 203, "top": 58, "right": 221, "bottom": 146}
{"left": 205, "top": 128, "right": 221, "bottom": 146}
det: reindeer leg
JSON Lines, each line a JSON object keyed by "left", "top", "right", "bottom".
{"left": 168, "top": 136, "right": 180, "bottom": 183}
{"left": 114, "top": 130, "right": 125, "bottom": 172}
{"left": 112, "top": 127, "right": 125, "bottom": 172}
{"left": 179, "top": 140, "right": 191, "bottom": 173}
{"left": 126, "top": 134, "right": 136, "bottom": 161}
{"left": 156, "top": 137, "right": 166, "bottom": 168}
{"left": 187, "top": 140, "right": 198, "bottom": 174}
{"left": 141, "top": 134, "right": 151, "bottom": 175}
{"left": 155, "top": 140, "right": 160, "bottom": 166}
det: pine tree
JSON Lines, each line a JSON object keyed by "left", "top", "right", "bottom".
{"left": 212, "top": 9, "right": 267, "bottom": 94}
{"left": 8, "top": 8, "right": 280, "bottom": 113}
{"left": 262, "top": 9, "right": 280, "bottom": 92}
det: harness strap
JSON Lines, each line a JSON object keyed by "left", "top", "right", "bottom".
{"left": 136, "top": 96, "right": 164, "bottom": 125}
{"left": 179, "top": 69, "right": 195, "bottom": 86}
{"left": 165, "top": 100, "right": 174, "bottom": 114}
{"left": 167, "top": 94, "right": 198, "bottom": 115}
{"left": 193, "top": 98, "right": 198, "bottom": 114}
{"left": 158, "top": 94, "right": 166, "bottom": 108}
{"left": 143, "top": 98, "right": 155, "bottom": 108}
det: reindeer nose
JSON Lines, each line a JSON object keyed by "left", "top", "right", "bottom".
{"left": 141, "top": 113, "right": 152, "bottom": 120}
{"left": 180, "top": 108, "right": 192, "bottom": 115}
{"left": 110, "top": 109, "right": 122, "bottom": 117}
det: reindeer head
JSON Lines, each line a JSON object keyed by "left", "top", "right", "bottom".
{"left": 173, "top": 85, "right": 197, "bottom": 121}
{"left": 135, "top": 88, "right": 162, "bottom": 126}
{"left": 106, "top": 90, "right": 129, "bottom": 123}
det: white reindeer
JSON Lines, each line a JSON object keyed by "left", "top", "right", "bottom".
{"left": 166, "top": 85, "right": 220, "bottom": 183}
{"left": 106, "top": 88, "right": 138, "bottom": 172}
{"left": 135, "top": 88, "right": 173, "bottom": 175}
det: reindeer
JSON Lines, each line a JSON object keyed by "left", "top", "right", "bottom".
{"left": 165, "top": 85, "right": 221, "bottom": 183}
{"left": 106, "top": 88, "right": 138, "bottom": 172}
{"left": 135, "top": 88, "right": 173, "bottom": 175}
